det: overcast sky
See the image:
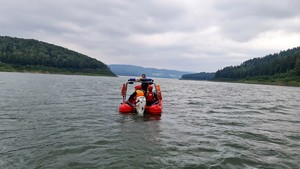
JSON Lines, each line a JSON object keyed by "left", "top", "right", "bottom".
{"left": 1, "top": 0, "right": 299, "bottom": 72}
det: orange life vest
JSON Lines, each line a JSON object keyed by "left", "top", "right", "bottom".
{"left": 156, "top": 84, "right": 162, "bottom": 100}
{"left": 136, "top": 90, "right": 144, "bottom": 97}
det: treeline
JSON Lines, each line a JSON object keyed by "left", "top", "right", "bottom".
{"left": 180, "top": 72, "right": 215, "bottom": 80}
{"left": 0, "top": 36, "right": 115, "bottom": 76}
{"left": 215, "top": 47, "right": 300, "bottom": 79}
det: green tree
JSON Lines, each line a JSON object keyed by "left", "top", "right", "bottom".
{"left": 215, "top": 46, "right": 300, "bottom": 79}
{"left": 0, "top": 36, "right": 116, "bottom": 76}
{"left": 295, "top": 58, "right": 300, "bottom": 75}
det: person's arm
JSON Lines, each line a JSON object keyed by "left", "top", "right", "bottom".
{"left": 154, "top": 93, "right": 158, "bottom": 101}
{"left": 128, "top": 92, "right": 137, "bottom": 101}
{"left": 136, "top": 76, "right": 143, "bottom": 82}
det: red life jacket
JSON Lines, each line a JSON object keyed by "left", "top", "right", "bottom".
{"left": 146, "top": 92, "right": 155, "bottom": 102}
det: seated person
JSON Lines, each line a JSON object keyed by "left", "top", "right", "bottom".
{"left": 146, "top": 85, "right": 158, "bottom": 106}
{"left": 128, "top": 85, "right": 145, "bottom": 103}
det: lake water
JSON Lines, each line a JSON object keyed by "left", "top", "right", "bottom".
{"left": 0, "top": 72, "right": 299, "bottom": 169}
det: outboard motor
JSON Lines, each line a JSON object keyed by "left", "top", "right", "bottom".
{"left": 135, "top": 96, "right": 146, "bottom": 116}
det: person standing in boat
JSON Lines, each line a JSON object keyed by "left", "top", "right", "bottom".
{"left": 137, "top": 74, "right": 150, "bottom": 92}
{"left": 128, "top": 74, "right": 148, "bottom": 103}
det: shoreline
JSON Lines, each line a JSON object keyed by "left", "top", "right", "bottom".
{"left": 211, "top": 79, "right": 300, "bottom": 87}
{"left": 180, "top": 77, "right": 300, "bottom": 87}
{"left": 0, "top": 65, "right": 117, "bottom": 77}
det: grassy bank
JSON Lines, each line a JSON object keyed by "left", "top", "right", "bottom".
{"left": 235, "top": 79, "right": 300, "bottom": 87}
{"left": 213, "top": 75, "right": 300, "bottom": 87}
{"left": 0, "top": 63, "right": 117, "bottom": 77}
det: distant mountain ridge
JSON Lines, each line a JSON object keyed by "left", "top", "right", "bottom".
{"left": 180, "top": 72, "right": 215, "bottom": 80}
{"left": 109, "top": 64, "right": 192, "bottom": 78}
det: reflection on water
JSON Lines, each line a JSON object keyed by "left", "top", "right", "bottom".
{"left": 119, "top": 113, "right": 161, "bottom": 123}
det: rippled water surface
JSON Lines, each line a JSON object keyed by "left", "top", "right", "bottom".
{"left": 0, "top": 72, "right": 299, "bottom": 169}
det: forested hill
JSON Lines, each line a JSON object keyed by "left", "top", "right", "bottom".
{"left": 180, "top": 72, "right": 215, "bottom": 80}
{"left": 0, "top": 36, "right": 116, "bottom": 76}
{"left": 214, "top": 47, "right": 300, "bottom": 86}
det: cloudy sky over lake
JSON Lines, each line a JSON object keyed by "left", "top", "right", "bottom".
{"left": 1, "top": 0, "right": 299, "bottom": 72}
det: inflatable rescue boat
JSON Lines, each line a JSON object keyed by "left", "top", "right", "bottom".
{"left": 119, "top": 78, "right": 163, "bottom": 116}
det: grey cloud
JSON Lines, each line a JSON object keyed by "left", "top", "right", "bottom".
{"left": 0, "top": 0, "right": 299, "bottom": 72}
{"left": 215, "top": 0, "right": 298, "bottom": 19}
{"left": 213, "top": 0, "right": 300, "bottom": 42}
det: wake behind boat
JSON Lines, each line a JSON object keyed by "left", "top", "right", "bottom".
{"left": 119, "top": 78, "right": 163, "bottom": 116}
